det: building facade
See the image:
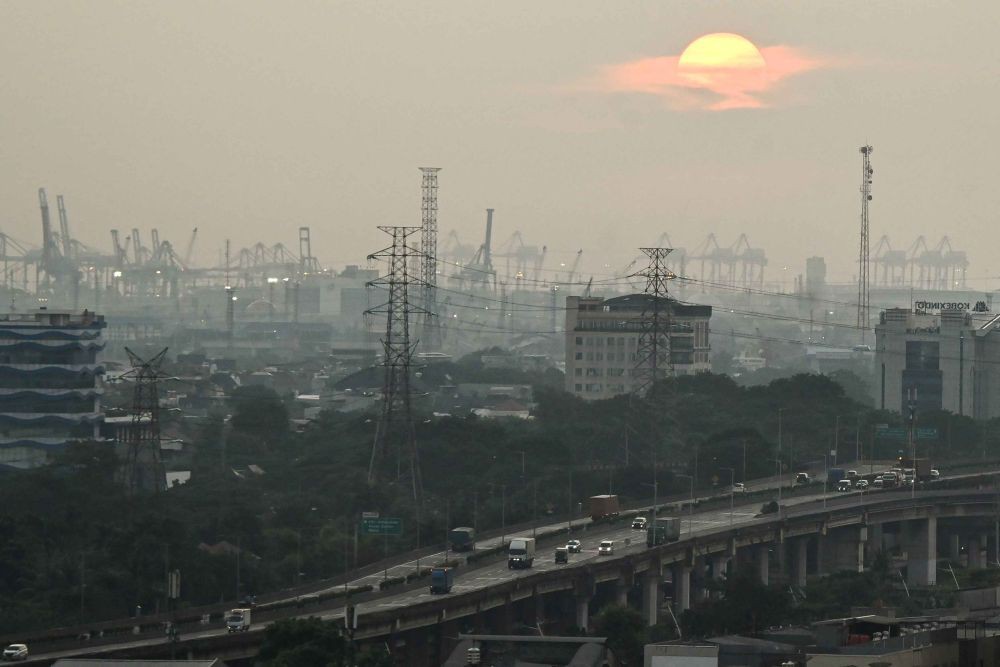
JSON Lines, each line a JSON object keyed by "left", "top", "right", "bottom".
{"left": 564, "top": 294, "right": 712, "bottom": 400}
{"left": 0, "top": 309, "right": 106, "bottom": 468}
{"left": 874, "top": 308, "right": 1000, "bottom": 419}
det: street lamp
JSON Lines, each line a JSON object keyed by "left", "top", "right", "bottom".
{"left": 777, "top": 408, "right": 785, "bottom": 504}
{"left": 675, "top": 473, "right": 695, "bottom": 535}
{"left": 721, "top": 467, "right": 735, "bottom": 528}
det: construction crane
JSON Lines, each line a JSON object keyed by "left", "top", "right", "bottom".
{"left": 583, "top": 276, "right": 593, "bottom": 297}
{"left": 38, "top": 188, "right": 56, "bottom": 270}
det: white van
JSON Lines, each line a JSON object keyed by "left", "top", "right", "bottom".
{"left": 837, "top": 479, "right": 852, "bottom": 492}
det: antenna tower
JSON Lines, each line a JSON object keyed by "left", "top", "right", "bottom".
{"left": 122, "top": 347, "right": 168, "bottom": 495}
{"left": 634, "top": 247, "right": 674, "bottom": 396}
{"left": 366, "top": 226, "right": 426, "bottom": 502}
{"left": 419, "top": 168, "right": 441, "bottom": 350}
{"left": 857, "top": 145, "right": 874, "bottom": 339}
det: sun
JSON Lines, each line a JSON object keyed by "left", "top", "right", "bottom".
{"left": 678, "top": 33, "right": 766, "bottom": 71}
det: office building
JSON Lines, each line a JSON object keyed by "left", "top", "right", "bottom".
{"left": 565, "top": 294, "right": 712, "bottom": 400}
{"left": 0, "top": 309, "right": 106, "bottom": 468}
{"left": 874, "top": 307, "right": 1000, "bottom": 419}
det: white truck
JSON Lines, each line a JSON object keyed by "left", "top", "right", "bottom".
{"left": 507, "top": 537, "right": 536, "bottom": 569}
{"left": 226, "top": 608, "right": 252, "bottom": 633}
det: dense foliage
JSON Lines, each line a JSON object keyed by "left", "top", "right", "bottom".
{"left": 1, "top": 360, "right": 998, "bottom": 633}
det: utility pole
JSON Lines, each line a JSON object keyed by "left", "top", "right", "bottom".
{"left": 419, "top": 167, "right": 441, "bottom": 350}
{"left": 907, "top": 387, "right": 917, "bottom": 500}
{"left": 857, "top": 144, "right": 874, "bottom": 341}
{"left": 366, "top": 226, "right": 426, "bottom": 502}
{"left": 634, "top": 247, "right": 674, "bottom": 396}
{"left": 123, "top": 347, "right": 168, "bottom": 495}
{"left": 777, "top": 408, "right": 784, "bottom": 504}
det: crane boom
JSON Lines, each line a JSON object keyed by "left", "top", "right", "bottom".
{"left": 56, "top": 195, "right": 72, "bottom": 259}
{"left": 183, "top": 228, "right": 198, "bottom": 267}
{"left": 38, "top": 188, "right": 55, "bottom": 266}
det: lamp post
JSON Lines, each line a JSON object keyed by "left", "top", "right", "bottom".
{"left": 721, "top": 467, "right": 735, "bottom": 528}
{"left": 675, "top": 473, "right": 694, "bottom": 535}
{"left": 777, "top": 408, "right": 785, "bottom": 504}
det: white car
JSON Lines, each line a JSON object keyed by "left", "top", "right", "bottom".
{"left": 930, "top": 469, "right": 941, "bottom": 479}
{"left": 631, "top": 517, "right": 648, "bottom": 530}
{"left": 855, "top": 479, "right": 870, "bottom": 490}
{"left": 3, "top": 645, "right": 27, "bottom": 661}
{"left": 795, "top": 472, "right": 811, "bottom": 484}
{"left": 732, "top": 483, "right": 747, "bottom": 493}
{"left": 598, "top": 540, "right": 614, "bottom": 556}
{"left": 566, "top": 539, "right": 582, "bottom": 553}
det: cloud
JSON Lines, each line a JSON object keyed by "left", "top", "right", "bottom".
{"left": 579, "top": 45, "right": 829, "bottom": 111}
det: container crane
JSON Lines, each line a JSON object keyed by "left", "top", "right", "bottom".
{"left": 56, "top": 195, "right": 73, "bottom": 260}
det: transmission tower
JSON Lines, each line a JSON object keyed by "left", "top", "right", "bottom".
{"left": 633, "top": 247, "right": 674, "bottom": 396}
{"left": 122, "top": 347, "right": 168, "bottom": 495}
{"left": 419, "top": 167, "right": 441, "bottom": 350}
{"left": 857, "top": 145, "right": 874, "bottom": 340}
{"left": 366, "top": 226, "right": 426, "bottom": 502}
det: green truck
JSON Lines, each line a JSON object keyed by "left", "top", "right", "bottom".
{"left": 647, "top": 517, "right": 681, "bottom": 547}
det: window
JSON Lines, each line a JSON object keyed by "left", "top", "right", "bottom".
{"left": 575, "top": 384, "right": 583, "bottom": 392}
{"left": 595, "top": 353, "right": 603, "bottom": 361}
{"left": 575, "top": 352, "right": 583, "bottom": 360}
{"left": 575, "top": 336, "right": 583, "bottom": 345}
{"left": 574, "top": 368, "right": 582, "bottom": 376}
{"left": 585, "top": 352, "right": 594, "bottom": 361}
{"left": 586, "top": 368, "right": 602, "bottom": 377}
{"left": 607, "top": 337, "right": 615, "bottom": 346}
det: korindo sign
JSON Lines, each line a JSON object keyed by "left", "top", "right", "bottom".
{"left": 914, "top": 299, "right": 990, "bottom": 313}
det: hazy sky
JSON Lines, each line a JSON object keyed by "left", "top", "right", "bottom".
{"left": 3, "top": 1, "right": 999, "bottom": 289}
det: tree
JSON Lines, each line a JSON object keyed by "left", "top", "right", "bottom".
{"left": 257, "top": 617, "right": 347, "bottom": 667}
{"left": 591, "top": 605, "right": 647, "bottom": 666}
{"left": 230, "top": 386, "right": 289, "bottom": 444}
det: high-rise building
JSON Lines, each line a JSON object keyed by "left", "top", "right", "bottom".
{"left": 564, "top": 294, "right": 712, "bottom": 400}
{"left": 874, "top": 307, "right": 1000, "bottom": 419}
{"left": 0, "top": 309, "right": 106, "bottom": 468}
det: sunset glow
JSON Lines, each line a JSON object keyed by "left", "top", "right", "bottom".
{"left": 586, "top": 32, "right": 826, "bottom": 111}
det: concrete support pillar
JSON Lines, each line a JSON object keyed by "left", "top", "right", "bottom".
{"left": 968, "top": 535, "right": 982, "bottom": 569}
{"left": 791, "top": 538, "right": 808, "bottom": 587}
{"left": 949, "top": 534, "right": 961, "bottom": 563}
{"left": 711, "top": 554, "right": 730, "bottom": 581}
{"left": 906, "top": 517, "right": 937, "bottom": 586}
{"left": 757, "top": 545, "right": 770, "bottom": 585}
{"left": 641, "top": 573, "right": 659, "bottom": 626}
{"left": 814, "top": 534, "right": 827, "bottom": 576}
{"left": 672, "top": 565, "right": 691, "bottom": 613}
{"left": 575, "top": 597, "right": 589, "bottom": 632}
{"left": 615, "top": 582, "right": 629, "bottom": 607}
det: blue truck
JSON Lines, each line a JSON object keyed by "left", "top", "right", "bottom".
{"left": 430, "top": 567, "right": 454, "bottom": 594}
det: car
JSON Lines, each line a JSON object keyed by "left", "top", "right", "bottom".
{"left": 872, "top": 478, "right": 885, "bottom": 489}
{"left": 855, "top": 479, "right": 870, "bottom": 490}
{"left": 631, "top": 517, "right": 648, "bottom": 530}
{"left": 598, "top": 540, "right": 614, "bottom": 556}
{"left": 795, "top": 472, "right": 811, "bottom": 484}
{"left": 566, "top": 539, "right": 582, "bottom": 553}
{"left": 930, "top": 469, "right": 941, "bottom": 479}
{"left": 836, "top": 479, "right": 852, "bottom": 492}
{"left": 554, "top": 546, "right": 569, "bottom": 564}
{"left": 732, "top": 482, "right": 747, "bottom": 493}
{"left": 3, "top": 645, "right": 27, "bottom": 661}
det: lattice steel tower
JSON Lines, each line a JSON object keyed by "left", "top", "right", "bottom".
{"left": 366, "top": 226, "right": 426, "bottom": 501}
{"left": 122, "top": 347, "right": 168, "bottom": 495}
{"left": 419, "top": 167, "right": 441, "bottom": 350}
{"left": 857, "top": 145, "right": 874, "bottom": 340}
{"left": 634, "top": 247, "right": 674, "bottom": 396}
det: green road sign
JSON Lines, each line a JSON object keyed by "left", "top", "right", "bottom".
{"left": 361, "top": 517, "right": 403, "bottom": 536}
{"left": 876, "top": 427, "right": 906, "bottom": 440}
{"left": 916, "top": 428, "right": 938, "bottom": 440}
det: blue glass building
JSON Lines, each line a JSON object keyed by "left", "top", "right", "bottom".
{"left": 0, "top": 309, "right": 106, "bottom": 468}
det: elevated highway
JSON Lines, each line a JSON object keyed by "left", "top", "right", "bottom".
{"left": 18, "top": 480, "right": 1000, "bottom": 665}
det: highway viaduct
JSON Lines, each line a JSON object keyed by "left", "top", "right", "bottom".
{"left": 20, "top": 485, "right": 1000, "bottom": 666}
